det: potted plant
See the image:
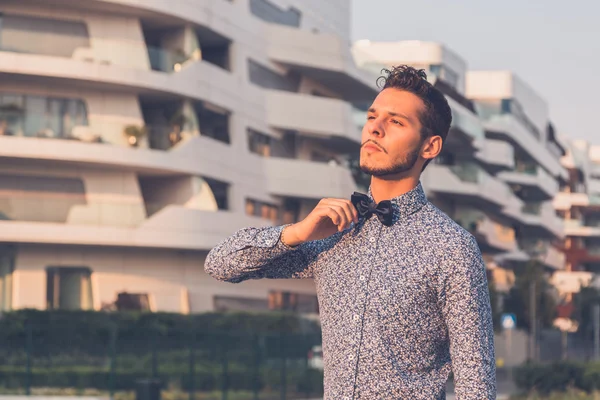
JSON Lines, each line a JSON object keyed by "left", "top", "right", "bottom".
{"left": 123, "top": 124, "right": 147, "bottom": 147}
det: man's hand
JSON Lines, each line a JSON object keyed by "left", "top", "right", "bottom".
{"left": 282, "top": 198, "right": 359, "bottom": 247}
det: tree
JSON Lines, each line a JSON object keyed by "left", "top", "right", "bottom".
{"left": 488, "top": 278, "right": 503, "bottom": 333}
{"left": 572, "top": 284, "right": 600, "bottom": 341}
{"left": 503, "top": 260, "right": 557, "bottom": 332}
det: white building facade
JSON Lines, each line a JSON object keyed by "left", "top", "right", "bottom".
{"left": 0, "top": 0, "right": 378, "bottom": 313}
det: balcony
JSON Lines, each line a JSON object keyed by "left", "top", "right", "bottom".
{"left": 498, "top": 164, "right": 559, "bottom": 200}
{"left": 550, "top": 271, "right": 594, "bottom": 296}
{"left": 541, "top": 245, "right": 566, "bottom": 270}
{"left": 445, "top": 96, "right": 485, "bottom": 151}
{"left": 0, "top": 208, "right": 270, "bottom": 250}
{"left": 554, "top": 192, "right": 597, "bottom": 211}
{"left": 484, "top": 114, "right": 567, "bottom": 181}
{"left": 422, "top": 162, "right": 516, "bottom": 211}
{"left": 564, "top": 219, "right": 600, "bottom": 238}
{"left": 265, "top": 90, "right": 361, "bottom": 148}
{"left": 518, "top": 202, "right": 564, "bottom": 239}
{"left": 0, "top": 48, "right": 242, "bottom": 112}
{"left": 263, "top": 158, "right": 357, "bottom": 199}
{"left": 453, "top": 209, "right": 517, "bottom": 253}
{"left": 264, "top": 24, "right": 378, "bottom": 102}
{"left": 0, "top": 134, "right": 237, "bottom": 184}
{"left": 476, "top": 139, "right": 515, "bottom": 172}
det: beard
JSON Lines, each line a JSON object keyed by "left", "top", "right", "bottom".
{"left": 360, "top": 146, "right": 420, "bottom": 177}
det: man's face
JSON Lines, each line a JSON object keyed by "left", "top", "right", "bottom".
{"left": 359, "top": 88, "right": 427, "bottom": 177}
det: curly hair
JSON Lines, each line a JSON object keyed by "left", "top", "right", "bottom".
{"left": 377, "top": 65, "right": 452, "bottom": 149}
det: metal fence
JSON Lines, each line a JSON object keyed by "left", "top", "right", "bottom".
{"left": 0, "top": 320, "right": 323, "bottom": 400}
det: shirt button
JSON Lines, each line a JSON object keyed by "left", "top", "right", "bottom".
{"left": 353, "top": 314, "right": 360, "bottom": 321}
{"left": 369, "top": 236, "right": 376, "bottom": 243}
{"left": 348, "top": 354, "right": 355, "bottom": 360}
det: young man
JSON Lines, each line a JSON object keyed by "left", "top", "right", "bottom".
{"left": 205, "top": 66, "right": 496, "bottom": 399}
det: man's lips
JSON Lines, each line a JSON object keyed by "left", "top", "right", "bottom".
{"left": 362, "top": 143, "right": 383, "bottom": 152}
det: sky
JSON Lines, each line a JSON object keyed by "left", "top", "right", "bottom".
{"left": 351, "top": 0, "right": 600, "bottom": 143}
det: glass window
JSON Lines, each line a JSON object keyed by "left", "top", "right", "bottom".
{"left": 248, "top": 128, "right": 273, "bottom": 157}
{"left": 246, "top": 198, "right": 279, "bottom": 224}
{"left": 0, "top": 92, "right": 88, "bottom": 138}
{"left": 0, "top": 245, "right": 14, "bottom": 312}
{"left": 46, "top": 266, "right": 93, "bottom": 310}
{"left": 268, "top": 291, "right": 319, "bottom": 314}
{"left": 205, "top": 178, "right": 229, "bottom": 210}
{"left": 214, "top": 295, "right": 269, "bottom": 312}
{"left": 0, "top": 14, "right": 90, "bottom": 57}
{"left": 249, "top": 0, "right": 302, "bottom": 27}
{"left": 195, "top": 102, "right": 230, "bottom": 144}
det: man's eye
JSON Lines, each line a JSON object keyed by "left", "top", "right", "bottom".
{"left": 367, "top": 116, "right": 375, "bottom": 120}
{"left": 391, "top": 119, "right": 403, "bottom": 126}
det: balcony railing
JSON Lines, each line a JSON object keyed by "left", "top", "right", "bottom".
{"left": 0, "top": 40, "right": 199, "bottom": 73}
{"left": 147, "top": 46, "right": 199, "bottom": 73}
{"left": 0, "top": 111, "right": 195, "bottom": 151}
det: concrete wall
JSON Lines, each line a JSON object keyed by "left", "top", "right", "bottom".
{"left": 11, "top": 244, "right": 317, "bottom": 313}
{"left": 0, "top": 3, "right": 149, "bottom": 69}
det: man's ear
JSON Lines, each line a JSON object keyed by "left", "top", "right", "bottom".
{"left": 421, "top": 135, "right": 443, "bottom": 161}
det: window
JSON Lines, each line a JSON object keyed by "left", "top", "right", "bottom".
{"left": 205, "top": 178, "right": 229, "bottom": 210}
{"left": 195, "top": 102, "right": 230, "bottom": 144}
{"left": 0, "top": 14, "right": 90, "bottom": 57}
{"left": 0, "top": 92, "right": 88, "bottom": 139}
{"left": 246, "top": 198, "right": 279, "bottom": 224}
{"left": 0, "top": 246, "right": 14, "bottom": 312}
{"left": 248, "top": 129, "right": 273, "bottom": 157}
{"left": 214, "top": 296, "right": 269, "bottom": 312}
{"left": 248, "top": 59, "right": 301, "bottom": 92}
{"left": 268, "top": 291, "right": 319, "bottom": 314}
{"left": 281, "top": 199, "right": 301, "bottom": 225}
{"left": 46, "top": 267, "right": 93, "bottom": 310}
{"left": 249, "top": 0, "right": 301, "bottom": 27}
{"left": 115, "top": 292, "right": 151, "bottom": 311}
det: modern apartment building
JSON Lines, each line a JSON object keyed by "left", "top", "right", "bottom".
{"left": 0, "top": 0, "right": 378, "bottom": 314}
{"left": 466, "top": 71, "right": 567, "bottom": 276}
{"left": 352, "top": 41, "right": 567, "bottom": 291}
{"left": 552, "top": 140, "right": 600, "bottom": 303}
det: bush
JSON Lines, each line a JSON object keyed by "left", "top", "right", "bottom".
{"left": 513, "top": 362, "right": 600, "bottom": 395}
{"left": 0, "top": 310, "right": 323, "bottom": 394}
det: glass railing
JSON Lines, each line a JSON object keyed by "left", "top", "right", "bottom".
{"left": 564, "top": 219, "right": 583, "bottom": 229}
{"left": 449, "top": 162, "right": 480, "bottom": 183}
{"left": 521, "top": 202, "right": 542, "bottom": 216}
{"left": 0, "top": 184, "right": 144, "bottom": 226}
{"left": 514, "top": 162, "right": 538, "bottom": 175}
{"left": 447, "top": 97, "right": 485, "bottom": 141}
{"left": 147, "top": 46, "right": 198, "bottom": 73}
{"left": 0, "top": 110, "right": 94, "bottom": 141}
{"left": 0, "top": 39, "right": 201, "bottom": 73}
{"left": 0, "top": 111, "right": 195, "bottom": 151}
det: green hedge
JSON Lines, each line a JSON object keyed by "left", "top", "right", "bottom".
{"left": 0, "top": 364, "right": 324, "bottom": 394}
{"left": 0, "top": 310, "right": 324, "bottom": 394}
{"left": 514, "top": 362, "right": 600, "bottom": 395}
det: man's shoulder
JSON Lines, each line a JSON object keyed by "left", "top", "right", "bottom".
{"left": 419, "top": 202, "right": 480, "bottom": 252}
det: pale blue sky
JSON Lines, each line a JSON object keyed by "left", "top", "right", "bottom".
{"left": 352, "top": 0, "right": 600, "bottom": 143}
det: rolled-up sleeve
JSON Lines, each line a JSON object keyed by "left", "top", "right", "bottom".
{"left": 204, "top": 225, "right": 320, "bottom": 283}
{"left": 438, "top": 234, "right": 496, "bottom": 399}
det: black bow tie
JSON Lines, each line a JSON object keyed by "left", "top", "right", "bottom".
{"left": 351, "top": 192, "right": 394, "bottom": 227}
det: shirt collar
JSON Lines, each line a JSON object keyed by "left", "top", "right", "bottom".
{"left": 367, "top": 181, "right": 428, "bottom": 223}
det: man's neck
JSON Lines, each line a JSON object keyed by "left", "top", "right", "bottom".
{"left": 370, "top": 175, "right": 419, "bottom": 204}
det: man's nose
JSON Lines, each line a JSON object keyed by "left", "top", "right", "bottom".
{"left": 368, "top": 120, "right": 384, "bottom": 138}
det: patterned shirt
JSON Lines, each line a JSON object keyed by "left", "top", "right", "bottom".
{"left": 205, "top": 182, "right": 496, "bottom": 399}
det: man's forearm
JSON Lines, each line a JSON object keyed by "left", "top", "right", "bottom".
{"left": 204, "top": 225, "right": 314, "bottom": 283}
